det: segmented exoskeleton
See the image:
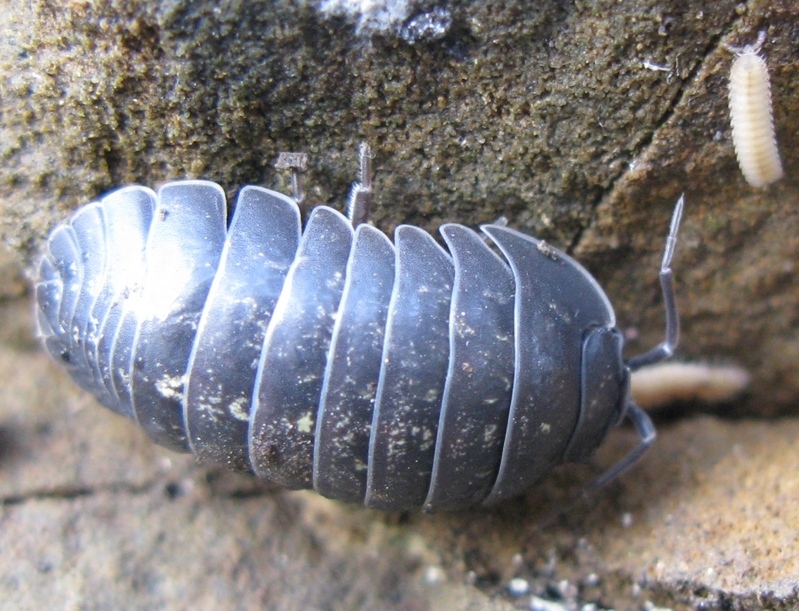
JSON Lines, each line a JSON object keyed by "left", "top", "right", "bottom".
{"left": 34, "top": 145, "right": 683, "bottom": 511}
{"left": 727, "top": 31, "right": 784, "bottom": 188}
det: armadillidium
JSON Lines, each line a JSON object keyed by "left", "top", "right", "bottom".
{"left": 727, "top": 31, "right": 784, "bottom": 188}
{"left": 34, "top": 145, "right": 684, "bottom": 511}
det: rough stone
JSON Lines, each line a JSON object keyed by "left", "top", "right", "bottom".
{"left": 2, "top": 295, "right": 798, "bottom": 609}
{"left": 5, "top": 0, "right": 799, "bottom": 415}
{"left": 3, "top": 0, "right": 799, "bottom": 608}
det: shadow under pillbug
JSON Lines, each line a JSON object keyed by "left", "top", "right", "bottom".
{"left": 34, "top": 144, "right": 684, "bottom": 512}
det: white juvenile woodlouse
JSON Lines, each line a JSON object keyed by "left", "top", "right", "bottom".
{"left": 726, "top": 31, "right": 784, "bottom": 188}
{"left": 630, "top": 362, "right": 750, "bottom": 410}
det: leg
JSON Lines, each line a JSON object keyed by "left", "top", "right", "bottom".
{"left": 626, "top": 195, "right": 684, "bottom": 371}
{"left": 275, "top": 151, "right": 309, "bottom": 205}
{"left": 533, "top": 401, "right": 656, "bottom": 529}
{"left": 480, "top": 216, "right": 508, "bottom": 244}
{"left": 583, "top": 402, "right": 656, "bottom": 492}
{"left": 346, "top": 142, "right": 373, "bottom": 228}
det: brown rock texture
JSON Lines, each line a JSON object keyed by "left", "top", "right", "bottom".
{"left": 2, "top": 0, "right": 799, "bottom": 608}
{"left": 2, "top": 295, "right": 798, "bottom": 609}
{"left": 3, "top": 0, "right": 799, "bottom": 416}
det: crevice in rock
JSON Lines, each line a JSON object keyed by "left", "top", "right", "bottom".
{"left": 567, "top": 14, "right": 743, "bottom": 257}
{"left": 0, "top": 481, "right": 155, "bottom": 506}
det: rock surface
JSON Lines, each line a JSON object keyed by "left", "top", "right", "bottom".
{"left": 2, "top": 296, "right": 798, "bottom": 609}
{"left": 2, "top": 0, "right": 799, "bottom": 609}
{"left": 2, "top": 0, "right": 799, "bottom": 414}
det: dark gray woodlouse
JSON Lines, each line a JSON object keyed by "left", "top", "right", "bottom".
{"left": 34, "top": 145, "right": 684, "bottom": 512}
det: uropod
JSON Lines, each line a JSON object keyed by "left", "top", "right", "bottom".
{"left": 34, "top": 144, "right": 684, "bottom": 512}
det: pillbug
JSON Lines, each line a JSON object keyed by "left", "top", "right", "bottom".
{"left": 726, "top": 31, "right": 784, "bottom": 188}
{"left": 34, "top": 144, "right": 684, "bottom": 511}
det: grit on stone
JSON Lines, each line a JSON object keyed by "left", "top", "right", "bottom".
{"left": 3, "top": 0, "right": 799, "bottom": 608}
{"left": 2, "top": 293, "right": 798, "bottom": 609}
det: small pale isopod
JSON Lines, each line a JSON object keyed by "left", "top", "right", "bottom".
{"left": 34, "top": 145, "right": 685, "bottom": 511}
{"left": 727, "top": 31, "right": 784, "bottom": 188}
{"left": 630, "top": 362, "right": 750, "bottom": 410}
